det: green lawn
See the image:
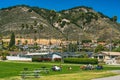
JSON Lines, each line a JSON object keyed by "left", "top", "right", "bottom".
{"left": 0, "top": 61, "right": 120, "bottom": 80}
{"left": 0, "top": 61, "right": 80, "bottom": 78}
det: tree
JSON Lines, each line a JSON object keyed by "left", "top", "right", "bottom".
{"left": 17, "top": 40, "right": 21, "bottom": 45}
{"left": 21, "top": 24, "right": 25, "bottom": 39}
{"left": 113, "top": 47, "right": 120, "bottom": 52}
{"left": 25, "top": 40, "right": 28, "bottom": 45}
{"left": 68, "top": 43, "right": 78, "bottom": 52}
{"left": 9, "top": 32, "right": 15, "bottom": 48}
{"left": 111, "top": 16, "right": 117, "bottom": 22}
{"left": 95, "top": 44, "right": 105, "bottom": 53}
{"left": 30, "top": 25, "right": 33, "bottom": 44}
{"left": 34, "top": 20, "right": 37, "bottom": 26}
{"left": 50, "top": 10, "right": 56, "bottom": 24}
{"left": 0, "top": 50, "right": 9, "bottom": 60}
{"left": 25, "top": 24, "right": 29, "bottom": 39}
{"left": 34, "top": 29, "right": 37, "bottom": 41}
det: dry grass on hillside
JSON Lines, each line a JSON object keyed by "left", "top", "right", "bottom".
{"left": 2, "top": 38, "right": 76, "bottom": 45}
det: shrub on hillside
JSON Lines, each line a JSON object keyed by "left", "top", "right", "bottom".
{"left": 64, "top": 58, "right": 98, "bottom": 64}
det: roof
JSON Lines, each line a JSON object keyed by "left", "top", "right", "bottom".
{"left": 101, "top": 51, "right": 120, "bottom": 56}
{"left": 62, "top": 52, "right": 82, "bottom": 57}
{"left": 9, "top": 51, "right": 27, "bottom": 55}
{"left": 26, "top": 52, "right": 49, "bottom": 56}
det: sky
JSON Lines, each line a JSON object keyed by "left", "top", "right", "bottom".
{"left": 0, "top": 0, "right": 120, "bottom": 22}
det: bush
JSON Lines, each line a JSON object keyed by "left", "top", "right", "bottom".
{"left": 64, "top": 58, "right": 98, "bottom": 64}
{"left": 32, "top": 57, "right": 42, "bottom": 62}
{"left": 32, "top": 57, "right": 52, "bottom": 62}
{"left": 54, "top": 58, "right": 61, "bottom": 62}
{"left": 1, "top": 56, "right": 7, "bottom": 60}
{"left": 43, "top": 58, "right": 52, "bottom": 62}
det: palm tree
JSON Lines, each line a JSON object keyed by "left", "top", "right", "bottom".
{"left": 21, "top": 24, "right": 25, "bottom": 45}
{"left": 34, "top": 29, "right": 37, "bottom": 42}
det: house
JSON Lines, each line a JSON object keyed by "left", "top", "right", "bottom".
{"left": 94, "top": 51, "right": 120, "bottom": 64}
{"left": 26, "top": 52, "right": 61, "bottom": 61}
{"left": 6, "top": 51, "right": 62, "bottom": 61}
{"left": 97, "top": 41, "right": 106, "bottom": 45}
{"left": 48, "top": 52, "right": 61, "bottom": 60}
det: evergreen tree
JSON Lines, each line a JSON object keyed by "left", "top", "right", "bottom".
{"left": 111, "top": 16, "right": 117, "bottom": 22}
{"left": 9, "top": 32, "right": 15, "bottom": 48}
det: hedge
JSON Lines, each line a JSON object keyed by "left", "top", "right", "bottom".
{"left": 54, "top": 58, "right": 61, "bottom": 62}
{"left": 64, "top": 58, "right": 98, "bottom": 64}
{"left": 32, "top": 57, "right": 52, "bottom": 62}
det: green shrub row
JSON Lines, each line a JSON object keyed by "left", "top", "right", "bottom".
{"left": 32, "top": 58, "right": 61, "bottom": 62}
{"left": 32, "top": 57, "right": 52, "bottom": 62}
{"left": 64, "top": 58, "right": 98, "bottom": 64}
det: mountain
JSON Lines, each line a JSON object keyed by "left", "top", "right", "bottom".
{"left": 0, "top": 5, "right": 120, "bottom": 41}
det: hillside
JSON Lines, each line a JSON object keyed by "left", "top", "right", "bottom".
{"left": 0, "top": 5, "right": 120, "bottom": 41}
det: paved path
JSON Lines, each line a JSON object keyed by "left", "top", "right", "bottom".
{"left": 92, "top": 70, "right": 120, "bottom": 80}
{"left": 92, "top": 75, "right": 120, "bottom": 80}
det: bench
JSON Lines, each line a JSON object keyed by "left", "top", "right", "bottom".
{"left": 19, "top": 70, "right": 41, "bottom": 79}
{"left": 35, "top": 68, "right": 50, "bottom": 74}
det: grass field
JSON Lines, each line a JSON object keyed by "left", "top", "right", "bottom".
{"left": 0, "top": 61, "right": 120, "bottom": 80}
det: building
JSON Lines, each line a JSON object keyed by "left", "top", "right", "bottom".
{"left": 6, "top": 51, "right": 31, "bottom": 61}
{"left": 94, "top": 51, "right": 120, "bottom": 64}
{"left": 6, "top": 51, "right": 62, "bottom": 61}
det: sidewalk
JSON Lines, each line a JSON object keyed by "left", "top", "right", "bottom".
{"left": 92, "top": 75, "right": 120, "bottom": 80}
